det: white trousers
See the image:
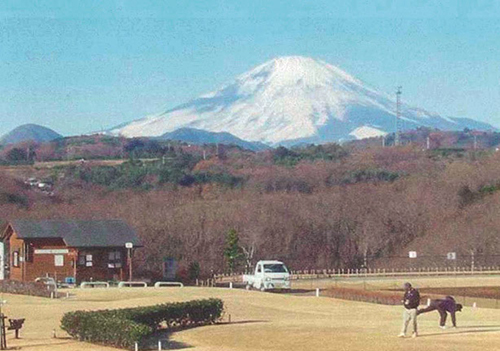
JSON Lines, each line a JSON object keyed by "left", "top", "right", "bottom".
{"left": 401, "top": 308, "right": 418, "bottom": 335}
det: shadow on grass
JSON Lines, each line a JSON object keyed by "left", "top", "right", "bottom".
{"left": 218, "top": 319, "right": 269, "bottom": 326}
{"left": 143, "top": 320, "right": 269, "bottom": 350}
{"left": 458, "top": 325, "right": 500, "bottom": 328}
{"left": 419, "top": 327, "right": 500, "bottom": 337}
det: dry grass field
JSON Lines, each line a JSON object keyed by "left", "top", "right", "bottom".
{"left": 1, "top": 276, "right": 500, "bottom": 351}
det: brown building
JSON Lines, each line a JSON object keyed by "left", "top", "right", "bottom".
{"left": 0, "top": 219, "right": 142, "bottom": 283}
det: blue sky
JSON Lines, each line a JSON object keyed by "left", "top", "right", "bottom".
{"left": 1, "top": 0, "right": 500, "bottom": 136}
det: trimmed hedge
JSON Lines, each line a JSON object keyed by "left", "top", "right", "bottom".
{"left": 61, "top": 298, "right": 224, "bottom": 349}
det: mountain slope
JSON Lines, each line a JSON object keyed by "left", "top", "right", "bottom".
{"left": 159, "top": 128, "right": 269, "bottom": 151}
{"left": 0, "top": 124, "right": 62, "bottom": 145}
{"left": 112, "top": 56, "right": 495, "bottom": 145}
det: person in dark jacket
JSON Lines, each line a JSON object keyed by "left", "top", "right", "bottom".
{"left": 417, "top": 296, "right": 463, "bottom": 329}
{"left": 398, "top": 282, "right": 420, "bottom": 338}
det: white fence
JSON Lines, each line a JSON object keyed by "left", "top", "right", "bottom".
{"left": 214, "top": 266, "right": 500, "bottom": 284}
{"left": 118, "top": 281, "right": 148, "bottom": 288}
{"left": 154, "top": 281, "right": 184, "bottom": 288}
{"left": 80, "top": 281, "right": 110, "bottom": 288}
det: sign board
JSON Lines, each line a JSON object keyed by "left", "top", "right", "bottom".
{"left": 447, "top": 252, "right": 457, "bottom": 260}
{"left": 125, "top": 242, "right": 134, "bottom": 249}
{"left": 54, "top": 255, "right": 64, "bottom": 267}
{"left": 35, "top": 249, "right": 69, "bottom": 255}
{"left": 408, "top": 251, "right": 417, "bottom": 258}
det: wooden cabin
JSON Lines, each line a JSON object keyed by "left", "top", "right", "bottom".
{"left": 0, "top": 219, "right": 142, "bottom": 283}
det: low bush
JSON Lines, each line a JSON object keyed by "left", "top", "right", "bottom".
{"left": 0, "top": 280, "right": 52, "bottom": 298}
{"left": 61, "top": 298, "right": 224, "bottom": 349}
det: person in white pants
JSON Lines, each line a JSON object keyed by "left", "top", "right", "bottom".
{"left": 398, "top": 282, "right": 420, "bottom": 338}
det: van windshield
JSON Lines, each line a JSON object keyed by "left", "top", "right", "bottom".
{"left": 263, "top": 264, "right": 288, "bottom": 273}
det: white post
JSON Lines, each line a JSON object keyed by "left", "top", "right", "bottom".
{"left": 135, "top": 342, "right": 139, "bottom": 351}
{"left": 473, "top": 302, "right": 477, "bottom": 309}
{"left": 316, "top": 288, "right": 320, "bottom": 297}
{"left": 427, "top": 298, "right": 431, "bottom": 306}
{"left": 158, "top": 340, "right": 162, "bottom": 350}
{"left": 229, "top": 282, "right": 233, "bottom": 289}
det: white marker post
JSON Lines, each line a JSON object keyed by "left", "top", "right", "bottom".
{"left": 126, "top": 242, "right": 134, "bottom": 282}
{"left": 427, "top": 298, "right": 431, "bottom": 307}
{"left": 229, "top": 282, "right": 233, "bottom": 289}
{"left": 158, "top": 340, "right": 162, "bottom": 350}
{"left": 316, "top": 288, "right": 320, "bottom": 297}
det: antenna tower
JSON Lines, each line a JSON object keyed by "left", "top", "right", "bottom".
{"left": 395, "top": 86, "right": 402, "bottom": 146}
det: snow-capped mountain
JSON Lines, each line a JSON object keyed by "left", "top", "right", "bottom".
{"left": 112, "top": 56, "right": 495, "bottom": 145}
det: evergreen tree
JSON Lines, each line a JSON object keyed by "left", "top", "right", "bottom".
{"left": 224, "top": 229, "right": 243, "bottom": 274}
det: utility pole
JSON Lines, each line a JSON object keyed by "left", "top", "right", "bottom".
{"left": 395, "top": 86, "right": 402, "bottom": 146}
{"left": 126, "top": 242, "right": 134, "bottom": 281}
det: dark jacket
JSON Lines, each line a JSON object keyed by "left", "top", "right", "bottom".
{"left": 403, "top": 288, "right": 420, "bottom": 309}
{"left": 438, "top": 296, "right": 458, "bottom": 313}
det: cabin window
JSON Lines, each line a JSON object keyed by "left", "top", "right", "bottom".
{"left": 78, "top": 252, "right": 93, "bottom": 267}
{"left": 12, "top": 251, "right": 20, "bottom": 267}
{"left": 108, "top": 251, "right": 122, "bottom": 268}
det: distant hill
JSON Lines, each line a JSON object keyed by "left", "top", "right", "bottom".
{"left": 158, "top": 127, "right": 269, "bottom": 151}
{"left": 0, "top": 124, "right": 62, "bottom": 145}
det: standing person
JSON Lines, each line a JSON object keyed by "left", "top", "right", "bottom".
{"left": 417, "top": 296, "right": 463, "bottom": 329}
{"left": 398, "top": 282, "right": 420, "bottom": 338}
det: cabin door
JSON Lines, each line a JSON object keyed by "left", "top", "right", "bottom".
{"left": 0, "top": 242, "right": 4, "bottom": 280}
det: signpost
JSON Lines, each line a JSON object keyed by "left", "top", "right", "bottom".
{"left": 447, "top": 252, "right": 456, "bottom": 260}
{"left": 125, "top": 242, "right": 133, "bottom": 281}
{"left": 408, "top": 251, "right": 417, "bottom": 271}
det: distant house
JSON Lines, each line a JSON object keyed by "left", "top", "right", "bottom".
{"left": 0, "top": 219, "right": 142, "bottom": 283}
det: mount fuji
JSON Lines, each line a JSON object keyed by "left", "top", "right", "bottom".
{"left": 112, "top": 56, "right": 494, "bottom": 145}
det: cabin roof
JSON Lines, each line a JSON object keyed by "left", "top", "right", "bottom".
{"left": 7, "top": 219, "right": 142, "bottom": 248}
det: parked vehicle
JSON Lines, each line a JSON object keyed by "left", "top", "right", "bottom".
{"left": 243, "top": 260, "right": 291, "bottom": 291}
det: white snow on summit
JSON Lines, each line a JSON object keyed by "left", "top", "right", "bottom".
{"left": 112, "top": 56, "right": 493, "bottom": 145}
{"left": 349, "top": 126, "right": 387, "bottom": 140}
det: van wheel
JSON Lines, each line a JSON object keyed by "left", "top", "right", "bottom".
{"left": 245, "top": 284, "right": 251, "bottom": 291}
{"left": 260, "top": 285, "right": 266, "bottom": 292}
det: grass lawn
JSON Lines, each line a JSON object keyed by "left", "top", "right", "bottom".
{"left": 1, "top": 281, "right": 500, "bottom": 351}
{"left": 419, "top": 287, "right": 500, "bottom": 300}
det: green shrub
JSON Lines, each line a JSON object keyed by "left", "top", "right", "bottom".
{"left": 61, "top": 298, "right": 224, "bottom": 349}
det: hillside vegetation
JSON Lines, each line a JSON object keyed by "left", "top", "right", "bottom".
{"left": 2, "top": 130, "right": 500, "bottom": 279}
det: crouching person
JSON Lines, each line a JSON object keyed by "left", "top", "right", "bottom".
{"left": 417, "top": 296, "right": 463, "bottom": 329}
{"left": 398, "top": 282, "right": 420, "bottom": 338}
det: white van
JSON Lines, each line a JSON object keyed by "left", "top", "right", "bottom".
{"left": 243, "top": 260, "right": 291, "bottom": 291}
